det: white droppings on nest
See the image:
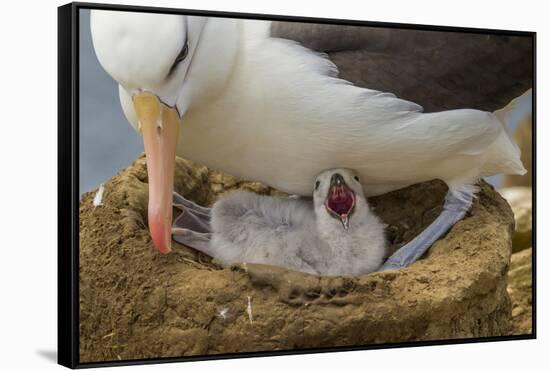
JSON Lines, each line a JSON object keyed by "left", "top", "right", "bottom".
{"left": 93, "top": 184, "right": 105, "bottom": 207}
{"left": 246, "top": 296, "right": 253, "bottom": 324}
{"left": 218, "top": 306, "right": 229, "bottom": 320}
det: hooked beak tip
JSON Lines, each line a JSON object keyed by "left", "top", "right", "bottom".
{"left": 149, "top": 211, "right": 173, "bottom": 254}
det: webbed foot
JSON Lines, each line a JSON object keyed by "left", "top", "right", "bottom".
{"left": 378, "top": 188, "right": 474, "bottom": 271}
{"left": 171, "top": 192, "right": 213, "bottom": 252}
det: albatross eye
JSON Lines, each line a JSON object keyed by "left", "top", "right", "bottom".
{"left": 167, "top": 41, "right": 189, "bottom": 76}
{"left": 315, "top": 181, "right": 320, "bottom": 190}
{"left": 354, "top": 176, "right": 359, "bottom": 182}
{"left": 175, "top": 41, "right": 189, "bottom": 64}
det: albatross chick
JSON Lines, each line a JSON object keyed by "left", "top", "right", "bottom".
{"left": 173, "top": 168, "right": 387, "bottom": 276}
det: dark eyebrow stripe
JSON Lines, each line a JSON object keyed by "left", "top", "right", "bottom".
{"left": 167, "top": 38, "right": 188, "bottom": 78}
{"left": 167, "top": 19, "right": 190, "bottom": 79}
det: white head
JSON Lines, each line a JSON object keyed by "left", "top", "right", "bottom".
{"left": 90, "top": 10, "right": 239, "bottom": 253}
{"left": 313, "top": 168, "right": 369, "bottom": 231}
{"left": 91, "top": 10, "right": 239, "bottom": 116}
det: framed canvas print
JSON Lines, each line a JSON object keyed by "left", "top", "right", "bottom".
{"left": 58, "top": 2, "right": 536, "bottom": 368}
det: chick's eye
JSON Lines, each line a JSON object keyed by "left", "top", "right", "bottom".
{"left": 354, "top": 176, "right": 359, "bottom": 182}
{"left": 315, "top": 181, "right": 320, "bottom": 190}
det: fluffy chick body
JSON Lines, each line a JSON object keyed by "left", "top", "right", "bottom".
{"left": 209, "top": 169, "right": 387, "bottom": 276}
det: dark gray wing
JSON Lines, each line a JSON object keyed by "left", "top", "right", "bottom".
{"left": 271, "top": 22, "right": 532, "bottom": 112}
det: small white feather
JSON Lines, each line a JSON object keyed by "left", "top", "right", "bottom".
{"left": 93, "top": 184, "right": 105, "bottom": 207}
{"left": 218, "top": 306, "right": 229, "bottom": 320}
{"left": 246, "top": 296, "right": 253, "bottom": 324}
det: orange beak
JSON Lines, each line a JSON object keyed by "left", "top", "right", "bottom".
{"left": 133, "top": 93, "right": 180, "bottom": 254}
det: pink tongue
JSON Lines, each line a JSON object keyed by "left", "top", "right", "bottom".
{"left": 328, "top": 186, "right": 354, "bottom": 215}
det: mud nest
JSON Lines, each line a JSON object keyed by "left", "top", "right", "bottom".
{"left": 79, "top": 155, "right": 515, "bottom": 363}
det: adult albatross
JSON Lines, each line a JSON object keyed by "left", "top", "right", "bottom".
{"left": 90, "top": 11, "right": 529, "bottom": 270}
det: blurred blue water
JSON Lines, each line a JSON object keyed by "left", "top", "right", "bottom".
{"left": 79, "top": 9, "right": 143, "bottom": 194}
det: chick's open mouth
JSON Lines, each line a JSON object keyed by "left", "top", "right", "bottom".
{"left": 325, "top": 182, "right": 356, "bottom": 218}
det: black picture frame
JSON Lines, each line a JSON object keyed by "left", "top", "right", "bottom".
{"left": 58, "top": 2, "right": 537, "bottom": 368}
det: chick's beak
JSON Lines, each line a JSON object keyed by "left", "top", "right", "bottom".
{"left": 325, "top": 174, "right": 356, "bottom": 230}
{"left": 133, "top": 93, "right": 180, "bottom": 254}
